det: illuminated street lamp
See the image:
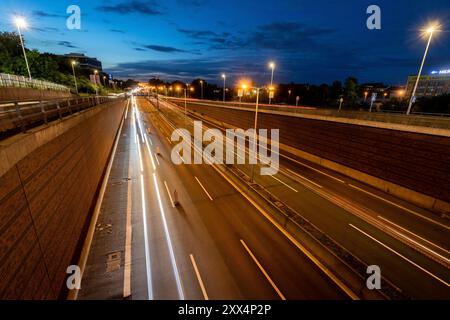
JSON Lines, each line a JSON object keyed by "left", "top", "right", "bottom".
{"left": 221, "top": 74, "right": 227, "bottom": 102}
{"left": 239, "top": 83, "right": 248, "bottom": 105}
{"left": 239, "top": 83, "right": 269, "bottom": 182}
{"left": 71, "top": 60, "right": 78, "bottom": 94}
{"left": 94, "top": 70, "right": 99, "bottom": 98}
{"left": 407, "top": 23, "right": 440, "bottom": 115}
{"left": 268, "top": 61, "right": 275, "bottom": 104}
{"left": 183, "top": 84, "right": 191, "bottom": 125}
{"left": 14, "top": 17, "right": 32, "bottom": 80}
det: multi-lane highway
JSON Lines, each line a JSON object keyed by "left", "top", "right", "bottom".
{"left": 79, "top": 96, "right": 449, "bottom": 300}
{"left": 79, "top": 97, "right": 354, "bottom": 300}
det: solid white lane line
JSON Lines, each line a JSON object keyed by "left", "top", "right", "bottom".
{"left": 270, "top": 175, "right": 298, "bottom": 193}
{"left": 285, "top": 168, "right": 323, "bottom": 189}
{"left": 349, "top": 184, "right": 450, "bottom": 231}
{"left": 123, "top": 146, "right": 133, "bottom": 298}
{"left": 189, "top": 254, "right": 209, "bottom": 300}
{"left": 135, "top": 106, "right": 145, "bottom": 143}
{"left": 144, "top": 135, "right": 156, "bottom": 171}
{"left": 125, "top": 99, "right": 130, "bottom": 119}
{"left": 137, "top": 135, "right": 144, "bottom": 173}
{"left": 140, "top": 174, "right": 154, "bottom": 299}
{"left": 153, "top": 173, "right": 185, "bottom": 299}
{"left": 349, "top": 224, "right": 450, "bottom": 287}
{"left": 164, "top": 180, "right": 176, "bottom": 208}
{"left": 154, "top": 153, "right": 160, "bottom": 165}
{"left": 240, "top": 239, "right": 286, "bottom": 300}
{"left": 195, "top": 176, "right": 214, "bottom": 201}
{"left": 378, "top": 215, "right": 450, "bottom": 258}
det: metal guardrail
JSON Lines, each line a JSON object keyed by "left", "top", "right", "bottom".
{"left": 0, "top": 96, "right": 117, "bottom": 140}
{"left": 0, "top": 73, "right": 70, "bottom": 92}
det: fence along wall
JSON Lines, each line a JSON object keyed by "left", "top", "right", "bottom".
{"left": 0, "top": 99, "right": 125, "bottom": 299}
{"left": 177, "top": 100, "right": 450, "bottom": 208}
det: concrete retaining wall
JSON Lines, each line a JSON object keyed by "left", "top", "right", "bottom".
{"left": 0, "top": 99, "right": 126, "bottom": 299}
{"left": 0, "top": 87, "right": 72, "bottom": 102}
{"left": 175, "top": 100, "right": 450, "bottom": 213}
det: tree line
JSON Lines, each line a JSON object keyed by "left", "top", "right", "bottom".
{"left": 0, "top": 32, "right": 120, "bottom": 95}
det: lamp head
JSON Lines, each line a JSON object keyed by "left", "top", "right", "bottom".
{"left": 14, "top": 17, "right": 27, "bottom": 29}
{"left": 422, "top": 22, "right": 441, "bottom": 36}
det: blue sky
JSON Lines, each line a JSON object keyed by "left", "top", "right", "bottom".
{"left": 1, "top": 0, "right": 449, "bottom": 85}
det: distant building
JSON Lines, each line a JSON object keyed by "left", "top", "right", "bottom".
{"left": 360, "top": 83, "right": 389, "bottom": 102}
{"left": 387, "top": 86, "right": 406, "bottom": 99}
{"left": 63, "top": 53, "right": 103, "bottom": 71}
{"left": 406, "top": 69, "right": 450, "bottom": 98}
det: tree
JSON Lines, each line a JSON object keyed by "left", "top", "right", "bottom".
{"left": 148, "top": 78, "right": 165, "bottom": 87}
{"left": 0, "top": 31, "right": 123, "bottom": 95}
{"left": 344, "top": 77, "right": 359, "bottom": 104}
{"left": 0, "top": 32, "right": 26, "bottom": 75}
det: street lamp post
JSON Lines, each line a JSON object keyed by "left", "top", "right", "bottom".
{"left": 200, "top": 80, "right": 204, "bottom": 99}
{"left": 250, "top": 86, "right": 261, "bottom": 183}
{"left": 268, "top": 62, "right": 275, "bottom": 104}
{"left": 221, "top": 74, "right": 226, "bottom": 102}
{"left": 407, "top": 25, "right": 439, "bottom": 115}
{"left": 14, "top": 17, "right": 32, "bottom": 80}
{"left": 184, "top": 86, "right": 188, "bottom": 126}
{"left": 240, "top": 84, "right": 248, "bottom": 106}
{"left": 339, "top": 97, "right": 344, "bottom": 111}
{"left": 94, "top": 70, "right": 99, "bottom": 102}
{"left": 71, "top": 61, "right": 78, "bottom": 94}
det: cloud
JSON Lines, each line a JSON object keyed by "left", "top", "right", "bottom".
{"left": 31, "top": 27, "right": 59, "bottom": 33}
{"left": 130, "top": 41, "right": 200, "bottom": 54}
{"left": 244, "top": 22, "right": 335, "bottom": 50}
{"left": 177, "top": 28, "right": 240, "bottom": 50}
{"left": 178, "top": 29, "right": 230, "bottom": 43}
{"left": 177, "top": 22, "right": 335, "bottom": 51}
{"left": 32, "top": 10, "right": 64, "bottom": 18}
{"left": 97, "top": 0, "right": 161, "bottom": 15}
{"left": 176, "top": 0, "right": 208, "bottom": 6}
{"left": 57, "top": 41, "right": 78, "bottom": 48}
{"left": 144, "top": 44, "right": 188, "bottom": 53}
{"left": 110, "top": 29, "right": 126, "bottom": 33}
{"left": 106, "top": 56, "right": 269, "bottom": 82}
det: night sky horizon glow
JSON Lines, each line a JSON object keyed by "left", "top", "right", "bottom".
{"left": 1, "top": 0, "right": 449, "bottom": 86}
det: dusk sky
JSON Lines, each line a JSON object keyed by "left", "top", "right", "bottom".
{"left": 1, "top": 0, "right": 449, "bottom": 85}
